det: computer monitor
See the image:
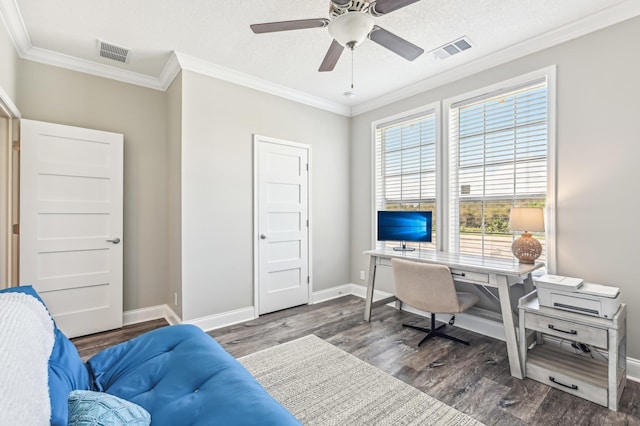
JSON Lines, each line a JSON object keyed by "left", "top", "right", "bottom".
{"left": 377, "top": 211, "right": 432, "bottom": 251}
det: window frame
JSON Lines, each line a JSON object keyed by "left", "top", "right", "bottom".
{"left": 370, "top": 102, "right": 442, "bottom": 251}
{"left": 443, "top": 66, "right": 556, "bottom": 272}
{"left": 370, "top": 67, "right": 557, "bottom": 272}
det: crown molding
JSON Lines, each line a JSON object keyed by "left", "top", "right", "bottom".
{"left": 174, "top": 52, "right": 351, "bottom": 117}
{"left": 351, "top": 0, "right": 640, "bottom": 116}
{"left": 0, "top": 0, "right": 30, "bottom": 54}
{"left": 0, "top": 0, "right": 349, "bottom": 115}
{"left": 23, "top": 47, "right": 168, "bottom": 90}
{"left": 3, "top": 0, "right": 639, "bottom": 117}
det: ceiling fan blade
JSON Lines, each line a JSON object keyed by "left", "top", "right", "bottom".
{"left": 368, "top": 26, "right": 424, "bottom": 61}
{"left": 371, "top": 0, "right": 421, "bottom": 15}
{"left": 250, "top": 18, "right": 329, "bottom": 34}
{"left": 318, "top": 40, "right": 345, "bottom": 72}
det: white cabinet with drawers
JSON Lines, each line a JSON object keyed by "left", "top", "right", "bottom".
{"left": 518, "top": 291, "right": 626, "bottom": 411}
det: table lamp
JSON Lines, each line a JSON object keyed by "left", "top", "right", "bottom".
{"left": 508, "top": 207, "right": 544, "bottom": 264}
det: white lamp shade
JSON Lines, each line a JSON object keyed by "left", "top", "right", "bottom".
{"left": 328, "top": 12, "right": 374, "bottom": 47}
{"left": 508, "top": 207, "right": 544, "bottom": 232}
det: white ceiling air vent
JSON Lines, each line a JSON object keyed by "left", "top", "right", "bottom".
{"left": 430, "top": 36, "right": 473, "bottom": 60}
{"left": 98, "top": 40, "right": 130, "bottom": 64}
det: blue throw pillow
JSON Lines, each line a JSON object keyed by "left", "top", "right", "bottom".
{"left": 0, "top": 286, "right": 91, "bottom": 426}
{"left": 68, "top": 390, "right": 151, "bottom": 426}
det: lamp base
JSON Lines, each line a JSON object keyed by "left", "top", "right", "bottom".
{"left": 511, "top": 232, "right": 542, "bottom": 264}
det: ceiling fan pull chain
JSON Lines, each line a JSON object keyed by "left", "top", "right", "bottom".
{"left": 351, "top": 45, "right": 355, "bottom": 90}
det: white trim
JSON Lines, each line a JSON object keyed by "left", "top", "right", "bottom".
{"left": 442, "top": 66, "right": 556, "bottom": 264}
{"left": 123, "top": 304, "right": 167, "bottom": 326}
{"left": 157, "top": 52, "right": 182, "bottom": 91}
{"left": 176, "top": 52, "right": 350, "bottom": 116}
{"left": 182, "top": 306, "right": 256, "bottom": 332}
{"left": 544, "top": 67, "right": 558, "bottom": 274}
{"left": 370, "top": 102, "right": 440, "bottom": 251}
{"left": 627, "top": 358, "right": 640, "bottom": 383}
{"left": 23, "top": 47, "right": 169, "bottom": 91}
{"left": 0, "top": 85, "right": 20, "bottom": 118}
{"left": 122, "top": 304, "right": 181, "bottom": 326}
{"left": 163, "top": 305, "right": 182, "bottom": 325}
{"left": 351, "top": 0, "right": 640, "bottom": 116}
{"left": 311, "top": 284, "right": 352, "bottom": 304}
{"left": 0, "top": 0, "right": 30, "bottom": 54}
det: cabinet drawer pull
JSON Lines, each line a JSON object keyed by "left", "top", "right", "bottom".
{"left": 548, "top": 324, "right": 577, "bottom": 335}
{"left": 549, "top": 376, "right": 578, "bottom": 390}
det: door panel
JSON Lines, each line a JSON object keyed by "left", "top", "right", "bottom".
{"left": 19, "top": 119, "right": 123, "bottom": 337}
{"left": 256, "top": 137, "right": 310, "bottom": 315}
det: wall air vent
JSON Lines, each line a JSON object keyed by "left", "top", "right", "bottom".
{"left": 430, "top": 36, "right": 473, "bottom": 60}
{"left": 98, "top": 40, "right": 130, "bottom": 64}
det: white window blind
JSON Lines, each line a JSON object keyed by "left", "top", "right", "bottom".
{"left": 375, "top": 110, "right": 437, "bottom": 250}
{"left": 447, "top": 78, "right": 548, "bottom": 259}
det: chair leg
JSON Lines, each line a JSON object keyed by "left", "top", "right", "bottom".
{"left": 402, "top": 323, "right": 431, "bottom": 333}
{"left": 413, "top": 313, "right": 470, "bottom": 347}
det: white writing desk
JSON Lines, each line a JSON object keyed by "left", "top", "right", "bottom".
{"left": 364, "top": 248, "right": 544, "bottom": 379}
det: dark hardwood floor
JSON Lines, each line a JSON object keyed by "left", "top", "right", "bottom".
{"left": 73, "top": 296, "right": 640, "bottom": 425}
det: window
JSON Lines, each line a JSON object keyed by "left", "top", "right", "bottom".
{"left": 446, "top": 77, "right": 549, "bottom": 262}
{"left": 372, "top": 68, "right": 555, "bottom": 268}
{"left": 374, "top": 105, "right": 439, "bottom": 250}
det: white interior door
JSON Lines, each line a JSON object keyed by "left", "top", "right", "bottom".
{"left": 19, "top": 119, "right": 123, "bottom": 338}
{"left": 255, "top": 136, "right": 310, "bottom": 315}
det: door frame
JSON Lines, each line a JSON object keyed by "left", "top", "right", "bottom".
{"left": 253, "top": 134, "right": 312, "bottom": 318}
{"left": 0, "top": 87, "right": 21, "bottom": 288}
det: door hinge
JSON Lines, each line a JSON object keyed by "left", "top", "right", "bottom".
{"left": 12, "top": 224, "right": 19, "bottom": 235}
{"left": 307, "top": 276, "right": 310, "bottom": 284}
{"left": 306, "top": 163, "right": 309, "bottom": 171}
{"left": 306, "top": 219, "right": 309, "bottom": 227}
{"left": 13, "top": 141, "right": 19, "bottom": 152}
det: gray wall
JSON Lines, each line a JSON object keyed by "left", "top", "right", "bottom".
{"left": 16, "top": 60, "right": 171, "bottom": 312}
{"left": 167, "top": 71, "right": 183, "bottom": 318}
{"left": 0, "top": 23, "right": 18, "bottom": 103}
{"left": 179, "top": 70, "right": 351, "bottom": 321}
{"left": 350, "top": 16, "right": 640, "bottom": 357}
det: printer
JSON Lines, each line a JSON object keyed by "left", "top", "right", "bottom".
{"left": 534, "top": 274, "right": 621, "bottom": 319}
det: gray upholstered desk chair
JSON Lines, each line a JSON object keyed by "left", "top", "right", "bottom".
{"left": 391, "top": 258, "right": 480, "bottom": 346}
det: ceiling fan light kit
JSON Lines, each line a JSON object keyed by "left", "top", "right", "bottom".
{"left": 250, "top": 0, "right": 425, "bottom": 73}
{"left": 328, "top": 12, "right": 374, "bottom": 48}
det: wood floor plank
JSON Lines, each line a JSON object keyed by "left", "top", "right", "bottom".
{"left": 72, "top": 295, "right": 640, "bottom": 425}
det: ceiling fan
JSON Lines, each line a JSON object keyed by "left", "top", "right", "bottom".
{"left": 250, "top": 0, "right": 425, "bottom": 72}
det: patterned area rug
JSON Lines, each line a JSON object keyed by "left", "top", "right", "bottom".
{"left": 239, "top": 335, "right": 484, "bottom": 426}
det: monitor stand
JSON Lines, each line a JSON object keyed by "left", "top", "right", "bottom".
{"left": 393, "top": 241, "right": 415, "bottom": 252}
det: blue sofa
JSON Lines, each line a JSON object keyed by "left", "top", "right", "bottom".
{"left": 0, "top": 286, "right": 300, "bottom": 425}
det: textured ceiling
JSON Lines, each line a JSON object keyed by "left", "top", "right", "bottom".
{"left": 9, "top": 0, "right": 640, "bottom": 113}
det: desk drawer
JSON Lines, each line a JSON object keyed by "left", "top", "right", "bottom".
{"left": 450, "top": 269, "right": 489, "bottom": 284}
{"left": 524, "top": 312, "right": 608, "bottom": 348}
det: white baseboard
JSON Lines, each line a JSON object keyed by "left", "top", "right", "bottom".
{"left": 123, "top": 304, "right": 182, "bottom": 327}
{"left": 163, "top": 305, "right": 182, "bottom": 325}
{"left": 312, "top": 284, "right": 353, "bottom": 304}
{"left": 627, "top": 357, "right": 640, "bottom": 383}
{"left": 122, "top": 284, "right": 640, "bottom": 383}
{"left": 182, "top": 306, "right": 256, "bottom": 332}
{"left": 123, "top": 305, "right": 167, "bottom": 326}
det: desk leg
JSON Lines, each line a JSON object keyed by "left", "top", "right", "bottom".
{"left": 364, "top": 256, "right": 377, "bottom": 322}
{"left": 497, "top": 274, "right": 524, "bottom": 379}
{"left": 523, "top": 273, "right": 535, "bottom": 294}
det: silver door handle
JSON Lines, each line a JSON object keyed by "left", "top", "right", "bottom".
{"left": 107, "top": 237, "right": 121, "bottom": 244}
{"left": 260, "top": 234, "right": 267, "bottom": 239}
